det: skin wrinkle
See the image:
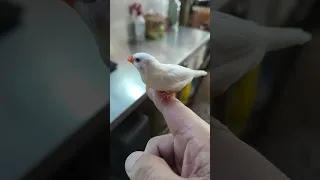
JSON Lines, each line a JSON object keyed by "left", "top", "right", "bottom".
{"left": 172, "top": 121, "right": 194, "bottom": 140}
{"left": 173, "top": 126, "right": 194, "bottom": 173}
{"left": 135, "top": 155, "right": 173, "bottom": 180}
{"left": 181, "top": 137, "right": 197, "bottom": 178}
{"left": 138, "top": 164, "right": 156, "bottom": 180}
{"left": 181, "top": 137, "right": 206, "bottom": 178}
{"left": 133, "top": 163, "right": 145, "bottom": 179}
{"left": 191, "top": 149, "right": 210, "bottom": 178}
{"left": 131, "top": 153, "right": 149, "bottom": 179}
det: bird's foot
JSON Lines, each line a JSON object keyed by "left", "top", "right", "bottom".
{"left": 159, "top": 91, "right": 176, "bottom": 102}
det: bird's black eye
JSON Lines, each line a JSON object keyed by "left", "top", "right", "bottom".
{"left": 135, "top": 58, "right": 141, "bottom": 62}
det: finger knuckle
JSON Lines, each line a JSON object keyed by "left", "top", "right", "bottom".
{"left": 147, "top": 136, "right": 160, "bottom": 145}
{"left": 132, "top": 156, "right": 157, "bottom": 179}
{"left": 173, "top": 124, "right": 193, "bottom": 137}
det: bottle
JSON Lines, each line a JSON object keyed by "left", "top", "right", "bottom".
{"left": 168, "top": 0, "right": 181, "bottom": 29}
{"left": 179, "top": 0, "right": 193, "bottom": 26}
{"left": 143, "top": 0, "right": 169, "bottom": 31}
{"left": 127, "top": 3, "right": 137, "bottom": 42}
{"left": 134, "top": 5, "right": 146, "bottom": 41}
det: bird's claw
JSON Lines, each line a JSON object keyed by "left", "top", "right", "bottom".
{"left": 159, "top": 91, "right": 174, "bottom": 102}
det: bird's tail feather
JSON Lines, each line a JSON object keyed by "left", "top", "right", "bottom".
{"left": 193, "top": 70, "right": 207, "bottom": 78}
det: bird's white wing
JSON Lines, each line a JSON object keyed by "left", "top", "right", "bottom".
{"left": 147, "top": 64, "right": 194, "bottom": 91}
{"left": 163, "top": 64, "right": 194, "bottom": 82}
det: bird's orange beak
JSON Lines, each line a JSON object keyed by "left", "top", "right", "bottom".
{"left": 127, "top": 56, "right": 134, "bottom": 64}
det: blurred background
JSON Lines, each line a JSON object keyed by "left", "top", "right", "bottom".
{"left": 1, "top": 0, "right": 320, "bottom": 179}
{"left": 212, "top": 0, "right": 320, "bottom": 180}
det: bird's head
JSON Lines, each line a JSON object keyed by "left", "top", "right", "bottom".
{"left": 127, "top": 52, "right": 157, "bottom": 71}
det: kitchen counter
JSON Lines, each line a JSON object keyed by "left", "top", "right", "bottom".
{"left": 110, "top": 26, "right": 210, "bottom": 130}
{"left": 0, "top": 0, "right": 108, "bottom": 179}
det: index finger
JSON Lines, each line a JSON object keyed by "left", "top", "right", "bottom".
{"left": 146, "top": 88, "right": 209, "bottom": 137}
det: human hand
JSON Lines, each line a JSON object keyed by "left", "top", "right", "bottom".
{"left": 125, "top": 88, "right": 210, "bottom": 180}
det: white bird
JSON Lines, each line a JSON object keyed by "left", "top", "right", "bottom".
{"left": 127, "top": 52, "right": 207, "bottom": 99}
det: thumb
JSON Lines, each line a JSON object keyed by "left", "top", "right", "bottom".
{"left": 125, "top": 151, "right": 181, "bottom": 180}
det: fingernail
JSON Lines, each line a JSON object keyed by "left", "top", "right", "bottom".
{"left": 125, "top": 151, "right": 144, "bottom": 174}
